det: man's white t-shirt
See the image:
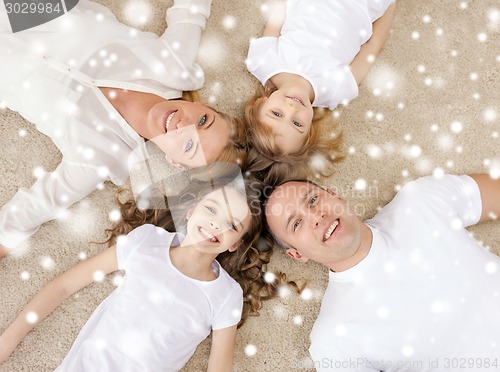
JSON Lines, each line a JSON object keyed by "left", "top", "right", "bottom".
{"left": 246, "top": 0, "right": 395, "bottom": 109}
{"left": 56, "top": 224, "right": 243, "bottom": 372}
{"left": 310, "top": 175, "right": 500, "bottom": 371}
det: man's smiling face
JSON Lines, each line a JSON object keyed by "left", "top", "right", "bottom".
{"left": 265, "top": 181, "right": 368, "bottom": 271}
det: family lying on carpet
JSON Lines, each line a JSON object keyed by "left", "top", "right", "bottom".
{"left": 1, "top": 0, "right": 499, "bottom": 371}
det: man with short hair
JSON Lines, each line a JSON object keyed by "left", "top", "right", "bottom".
{"left": 264, "top": 174, "right": 500, "bottom": 371}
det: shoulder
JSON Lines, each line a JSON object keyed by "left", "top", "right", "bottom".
{"left": 217, "top": 266, "right": 244, "bottom": 298}
{"left": 117, "top": 224, "right": 174, "bottom": 248}
{"left": 370, "top": 174, "right": 480, "bottom": 227}
{"left": 396, "top": 174, "right": 477, "bottom": 202}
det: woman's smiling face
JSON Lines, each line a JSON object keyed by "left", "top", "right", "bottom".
{"left": 149, "top": 101, "right": 230, "bottom": 169}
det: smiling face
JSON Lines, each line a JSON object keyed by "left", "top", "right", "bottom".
{"left": 258, "top": 88, "right": 314, "bottom": 155}
{"left": 148, "top": 101, "right": 230, "bottom": 169}
{"left": 265, "top": 182, "right": 370, "bottom": 271}
{"left": 183, "top": 186, "right": 251, "bottom": 255}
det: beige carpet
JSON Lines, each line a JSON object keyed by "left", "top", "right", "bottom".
{"left": 1, "top": 0, "right": 499, "bottom": 371}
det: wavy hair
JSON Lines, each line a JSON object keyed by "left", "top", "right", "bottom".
{"left": 105, "top": 176, "right": 302, "bottom": 327}
{"left": 244, "top": 84, "right": 344, "bottom": 186}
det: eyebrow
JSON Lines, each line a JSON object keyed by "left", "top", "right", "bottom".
{"left": 285, "top": 189, "right": 314, "bottom": 231}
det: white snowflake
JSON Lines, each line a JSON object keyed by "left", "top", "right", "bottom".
{"left": 222, "top": 16, "right": 236, "bottom": 30}
{"left": 33, "top": 167, "right": 45, "bottom": 178}
{"left": 93, "top": 270, "right": 105, "bottom": 282}
{"left": 245, "top": 344, "right": 257, "bottom": 357}
{"left": 108, "top": 209, "right": 122, "bottom": 222}
{"left": 26, "top": 311, "right": 38, "bottom": 324}
{"left": 123, "top": 1, "right": 151, "bottom": 26}
{"left": 354, "top": 179, "right": 367, "bottom": 191}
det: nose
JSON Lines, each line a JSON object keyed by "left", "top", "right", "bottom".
{"left": 286, "top": 101, "right": 300, "bottom": 113}
{"left": 176, "top": 110, "right": 197, "bottom": 129}
{"left": 209, "top": 220, "right": 220, "bottom": 230}
{"left": 308, "top": 209, "right": 324, "bottom": 229}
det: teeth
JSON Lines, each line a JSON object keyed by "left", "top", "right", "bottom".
{"left": 165, "top": 111, "right": 176, "bottom": 132}
{"left": 199, "top": 226, "right": 217, "bottom": 242}
{"left": 323, "top": 219, "right": 339, "bottom": 241}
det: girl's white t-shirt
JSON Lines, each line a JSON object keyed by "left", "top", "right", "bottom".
{"left": 246, "top": 0, "right": 395, "bottom": 109}
{"left": 56, "top": 224, "right": 243, "bottom": 372}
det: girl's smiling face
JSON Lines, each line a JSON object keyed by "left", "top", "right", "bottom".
{"left": 258, "top": 88, "right": 314, "bottom": 154}
{"left": 183, "top": 186, "right": 251, "bottom": 255}
{"left": 149, "top": 101, "right": 230, "bottom": 169}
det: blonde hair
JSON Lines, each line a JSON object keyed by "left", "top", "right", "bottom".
{"left": 182, "top": 91, "right": 248, "bottom": 168}
{"left": 244, "top": 84, "right": 344, "bottom": 185}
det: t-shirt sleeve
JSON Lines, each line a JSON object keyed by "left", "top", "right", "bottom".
{"left": 309, "top": 343, "right": 379, "bottom": 371}
{"left": 245, "top": 37, "right": 279, "bottom": 86}
{"left": 116, "top": 224, "right": 157, "bottom": 270}
{"left": 402, "top": 174, "right": 482, "bottom": 228}
{"left": 311, "top": 65, "right": 359, "bottom": 109}
{"left": 211, "top": 285, "right": 243, "bottom": 330}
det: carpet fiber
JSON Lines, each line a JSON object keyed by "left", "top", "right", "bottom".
{"left": 0, "top": 0, "right": 498, "bottom": 371}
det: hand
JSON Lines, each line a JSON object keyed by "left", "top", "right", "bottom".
{"left": 0, "top": 244, "right": 9, "bottom": 259}
{"left": 0, "top": 334, "right": 17, "bottom": 364}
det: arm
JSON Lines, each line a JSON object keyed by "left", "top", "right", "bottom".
{"left": 161, "top": 0, "right": 212, "bottom": 70}
{"left": 262, "top": 0, "right": 287, "bottom": 37}
{"left": 0, "top": 246, "right": 118, "bottom": 363}
{"left": 206, "top": 325, "right": 237, "bottom": 372}
{"left": 469, "top": 174, "right": 500, "bottom": 223}
{"left": 349, "top": 3, "right": 396, "bottom": 85}
{"left": 0, "top": 160, "right": 105, "bottom": 250}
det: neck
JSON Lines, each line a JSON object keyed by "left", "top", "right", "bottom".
{"left": 169, "top": 243, "right": 219, "bottom": 281}
{"left": 99, "top": 87, "right": 163, "bottom": 139}
{"left": 328, "top": 223, "right": 373, "bottom": 272}
{"left": 269, "top": 72, "right": 315, "bottom": 103}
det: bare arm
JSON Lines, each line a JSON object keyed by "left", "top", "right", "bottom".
{"left": 349, "top": 3, "right": 396, "bottom": 85}
{"left": 206, "top": 325, "right": 237, "bottom": 372}
{"left": 469, "top": 174, "right": 500, "bottom": 223}
{"left": 262, "top": 0, "right": 287, "bottom": 37}
{"left": 0, "top": 246, "right": 118, "bottom": 363}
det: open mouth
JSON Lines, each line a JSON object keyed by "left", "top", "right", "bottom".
{"left": 164, "top": 110, "right": 177, "bottom": 133}
{"left": 198, "top": 226, "right": 219, "bottom": 243}
{"left": 323, "top": 219, "right": 339, "bottom": 242}
{"left": 286, "top": 96, "right": 305, "bottom": 107}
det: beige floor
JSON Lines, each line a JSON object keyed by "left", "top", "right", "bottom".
{"left": 1, "top": 0, "right": 499, "bottom": 371}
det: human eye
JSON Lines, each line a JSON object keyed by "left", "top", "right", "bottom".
{"left": 198, "top": 114, "right": 207, "bottom": 126}
{"left": 227, "top": 221, "right": 237, "bottom": 231}
{"left": 205, "top": 206, "right": 216, "bottom": 214}
{"left": 184, "top": 139, "right": 193, "bottom": 152}
{"left": 292, "top": 219, "right": 300, "bottom": 231}
{"left": 272, "top": 111, "right": 282, "bottom": 117}
{"left": 293, "top": 120, "right": 302, "bottom": 127}
{"left": 309, "top": 195, "right": 318, "bottom": 206}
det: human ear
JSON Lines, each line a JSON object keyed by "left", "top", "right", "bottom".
{"left": 285, "top": 248, "right": 309, "bottom": 263}
{"left": 165, "top": 155, "right": 186, "bottom": 171}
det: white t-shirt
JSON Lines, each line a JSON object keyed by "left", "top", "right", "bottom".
{"left": 56, "top": 224, "right": 243, "bottom": 372}
{"left": 0, "top": 0, "right": 211, "bottom": 248}
{"left": 246, "top": 0, "right": 395, "bottom": 109}
{"left": 310, "top": 175, "right": 500, "bottom": 371}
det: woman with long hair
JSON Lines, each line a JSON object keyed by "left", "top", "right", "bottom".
{"left": 0, "top": 0, "right": 247, "bottom": 258}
